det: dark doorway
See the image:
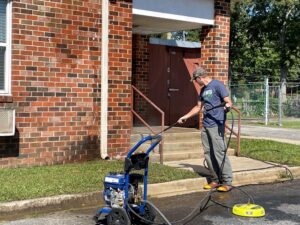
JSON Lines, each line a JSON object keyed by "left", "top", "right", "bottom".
{"left": 148, "top": 44, "right": 201, "bottom": 127}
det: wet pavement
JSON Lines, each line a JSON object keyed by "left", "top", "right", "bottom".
{"left": 0, "top": 179, "right": 299, "bottom": 225}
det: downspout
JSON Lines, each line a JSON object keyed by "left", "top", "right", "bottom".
{"left": 100, "top": 0, "right": 109, "bottom": 160}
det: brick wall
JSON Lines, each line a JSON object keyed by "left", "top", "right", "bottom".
{"left": 0, "top": 0, "right": 230, "bottom": 168}
{"left": 132, "top": 34, "right": 149, "bottom": 123}
{"left": 200, "top": 0, "right": 230, "bottom": 85}
{"left": 0, "top": 0, "right": 133, "bottom": 168}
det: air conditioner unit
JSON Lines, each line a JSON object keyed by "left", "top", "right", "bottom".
{"left": 0, "top": 108, "right": 16, "bottom": 136}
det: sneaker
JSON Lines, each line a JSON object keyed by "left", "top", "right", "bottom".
{"left": 217, "top": 185, "right": 232, "bottom": 192}
{"left": 203, "top": 182, "right": 219, "bottom": 190}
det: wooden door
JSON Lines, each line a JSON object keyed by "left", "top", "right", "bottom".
{"left": 149, "top": 44, "right": 200, "bottom": 127}
{"left": 169, "top": 47, "right": 200, "bottom": 127}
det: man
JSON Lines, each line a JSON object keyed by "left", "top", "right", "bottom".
{"left": 177, "top": 67, "right": 233, "bottom": 192}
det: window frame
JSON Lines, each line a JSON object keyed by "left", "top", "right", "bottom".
{"left": 0, "top": 0, "right": 12, "bottom": 96}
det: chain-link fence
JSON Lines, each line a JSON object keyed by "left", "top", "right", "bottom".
{"left": 230, "top": 79, "right": 300, "bottom": 124}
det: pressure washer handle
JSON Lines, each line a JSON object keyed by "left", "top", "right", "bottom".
{"left": 127, "top": 135, "right": 162, "bottom": 158}
{"left": 127, "top": 122, "right": 178, "bottom": 158}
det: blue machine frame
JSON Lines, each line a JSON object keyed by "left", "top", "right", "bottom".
{"left": 95, "top": 134, "right": 162, "bottom": 222}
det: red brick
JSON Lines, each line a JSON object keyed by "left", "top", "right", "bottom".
{"left": 200, "top": 0, "right": 230, "bottom": 81}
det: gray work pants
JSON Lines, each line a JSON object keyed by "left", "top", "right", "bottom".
{"left": 201, "top": 125, "right": 232, "bottom": 185}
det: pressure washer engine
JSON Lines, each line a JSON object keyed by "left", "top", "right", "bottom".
{"left": 94, "top": 135, "right": 160, "bottom": 225}
{"left": 102, "top": 172, "right": 139, "bottom": 208}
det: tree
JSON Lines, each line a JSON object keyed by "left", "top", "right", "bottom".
{"left": 230, "top": 0, "right": 300, "bottom": 90}
{"left": 247, "top": 0, "right": 300, "bottom": 99}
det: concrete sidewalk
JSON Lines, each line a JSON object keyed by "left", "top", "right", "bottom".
{"left": 241, "top": 135, "right": 300, "bottom": 145}
{"left": 148, "top": 156, "right": 300, "bottom": 197}
{"left": 1, "top": 156, "right": 299, "bottom": 217}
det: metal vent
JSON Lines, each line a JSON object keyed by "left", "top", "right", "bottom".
{"left": 0, "top": 108, "right": 15, "bottom": 136}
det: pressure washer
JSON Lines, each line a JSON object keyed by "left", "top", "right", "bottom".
{"left": 93, "top": 133, "right": 163, "bottom": 225}
{"left": 94, "top": 103, "right": 266, "bottom": 225}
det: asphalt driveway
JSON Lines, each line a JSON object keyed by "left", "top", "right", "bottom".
{"left": 1, "top": 180, "right": 299, "bottom": 225}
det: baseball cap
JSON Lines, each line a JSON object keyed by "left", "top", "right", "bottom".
{"left": 190, "top": 67, "right": 207, "bottom": 82}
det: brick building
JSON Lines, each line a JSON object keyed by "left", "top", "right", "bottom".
{"left": 0, "top": 0, "right": 230, "bottom": 168}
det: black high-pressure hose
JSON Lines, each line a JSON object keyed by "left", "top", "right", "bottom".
{"left": 127, "top": 190, "right": 215, "bottom": 225}
{"left": 127, "top": 105, "right": 294, "bottom": 225}
{"left": 202, "top": 101, "right": 231, "bottom": 180}
{"left": 127, "top": 104, "right": 256, "bottom": 224}
{"left": 206, "top": 104, "right": 260, "bottom": 207}
{"left": 126, "top": 104, "right": 236, "bottom": 225}
{"left": 126, "top": 121, "right": 218, "bottom": 225}
{"left": 218, "top": 105, "right": 294, "bottom": 185}
{"left": 126, "top": 110, "right": 225, "bottom": 225}
{"left": 204, "top": 104, "right": 294, "bottom": 211}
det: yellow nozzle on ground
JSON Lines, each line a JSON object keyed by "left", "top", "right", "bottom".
{"left": 232, "top": 203, "right": 265, "bottom": 218}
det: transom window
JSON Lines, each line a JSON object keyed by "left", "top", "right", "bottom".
{"left": 0, "top": 0, "right": 11, "bottom": 95}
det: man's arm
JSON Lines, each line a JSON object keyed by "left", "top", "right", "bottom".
{"left": 218, "top": 81, "right": 232, "bottom": 109}
{"left": 223, "top": 96, "right": 232, "bottom": 108}
{"left": 177, "top": 101, "right": 202, "bottom": 124}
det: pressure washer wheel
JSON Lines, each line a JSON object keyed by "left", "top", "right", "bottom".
{"left": 107, "top": 208, "right": 131, "bottom": 225}
{"left": 133, "top": 202, "right": 156, "bottom": 225}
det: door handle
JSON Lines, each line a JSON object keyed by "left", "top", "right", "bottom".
{"left": 168, "top": 88, "right": 179, "bottom": 92}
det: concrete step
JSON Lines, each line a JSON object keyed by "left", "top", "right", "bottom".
{"left": 128, "top": 143, "right": 202, "bottom": 154}
{"left": 130, "top": 132, "right": 200, "bottom": 143}
{"left": 150, "top": 148, "right": 235, "bottom": 162}
{"left": 149, "top": 150, "right": 203, "bottom": 162}
{"left": 130, "top": 130, "right": 236, "bottom": 162}
{"left": 163, "top": 141, "right": 202, "bottom": 152}
{"left": 163, "top": 132, "right": 200, "bottom": 142}
{"left": 130, "top": 138, "right": 201, "bottom": 152}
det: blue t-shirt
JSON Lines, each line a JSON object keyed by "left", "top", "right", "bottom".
{"left": 199, "top": 80, "right": 229, "bottom": 128}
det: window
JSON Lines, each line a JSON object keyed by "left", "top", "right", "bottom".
{"left": 0, "top": 0, "right": 11, "bottom": 95}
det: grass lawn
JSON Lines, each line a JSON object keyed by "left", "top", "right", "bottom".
{"left": 230, "top": 138, "right": 300, "bottom": 166}
{"left": 240, "top": 119, "right": 300, "bottom": 129}
{"left": 266, "top": 120, "right": 300, "bottom": 129}
{"left": 0, "top": 160, "right": 198, "bottom": 203}
{"left": 1, "top": 138, "right": 299, "bottom": 203}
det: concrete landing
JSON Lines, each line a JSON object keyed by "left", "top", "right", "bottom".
{"left": 164, "top": 156, "right": 281, "bottom": 173}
